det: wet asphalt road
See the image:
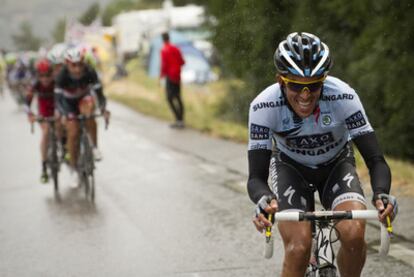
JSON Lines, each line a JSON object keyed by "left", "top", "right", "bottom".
{"left": 0, "top": 91, "right": 413, "bottom": 276}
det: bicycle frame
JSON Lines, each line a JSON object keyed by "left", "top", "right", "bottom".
{"left": 75, "top": 113, "right": 108, "bottom": 202}
{"left": 31, "top": 116, "right": 61, "bottom": 193}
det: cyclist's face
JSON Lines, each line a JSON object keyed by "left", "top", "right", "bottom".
{"left": 53, "top": 64, "right": 63, "bottom": 78}
{"left": 39, "top": 73, "right": 53, "bottom": 86}
{"left": 67, "top": 61, "right": 85, "bottom": 79}
{"left": 279, "top": 74, "right": 323, "bottom": 118}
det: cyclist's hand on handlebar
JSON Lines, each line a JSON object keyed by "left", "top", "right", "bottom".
{"left": 28, "top": 113, "right": 35, "bottom": 124}
{"left": 253, "top": 195, "right": 278, "bottom": 233}
{"left": 102, "top": 109, "right": 110, "bottom": 121}
{"left": 374, "top": 193, "right": 398, "bottom": 223}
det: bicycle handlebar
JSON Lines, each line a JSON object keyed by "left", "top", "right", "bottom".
{"left": 76, "top": 113, "right": 109, "bottom": 130}
{"left": 30, "top": 116, "right": 57, "bottom": 134}
{"left": 273, "top": 210, "right": 378, "bottom": 221}
{"left": 264, "top": 210, "right": 391, "bottom": 259}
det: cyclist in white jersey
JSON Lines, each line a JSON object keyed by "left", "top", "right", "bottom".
{"left": 247, "top": 32, "right": 398, "bottom": 277}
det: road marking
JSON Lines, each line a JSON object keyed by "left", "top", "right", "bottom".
{"left": 198, "top": 163, "right": 218, "bottom": 174}
{"left": 371, "top": 243, "right": 414, "bottom": 267}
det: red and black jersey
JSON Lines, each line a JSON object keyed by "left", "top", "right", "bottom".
{"left": 54, "top": 65, "right": 106, "bottom": 115}
{"left": 25, "top": 80, "right": 55, "bottom": 117}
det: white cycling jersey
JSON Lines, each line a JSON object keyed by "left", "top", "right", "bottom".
{"left": 248, "top": 76, "right": 373, "bottom": 168}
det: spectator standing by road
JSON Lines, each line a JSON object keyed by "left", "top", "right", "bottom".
{"left": 160, "top": 32, "right": 185, "bottom": 128}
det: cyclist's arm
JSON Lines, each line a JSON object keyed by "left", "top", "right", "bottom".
{"left": 23, "top": 85, "right": 35, "bottom": 114}
{"left": 247, "top": 89, "right": 275, "bottom": 204}
{"left": 54, "top": 87, "right": 68, "bottom": 116}
{"left": 89, "top": 68, "right": 106, "bottom": 112}
{"left": 353, "top": 132, "right": 391, "bottom": 199}
{"left": 247, "top": 149, "right": 273, "bottom": 203}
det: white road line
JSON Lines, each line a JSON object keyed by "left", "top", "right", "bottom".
{"left": 372, "top": 243, "right": 414, "bottom": 267}
{"left": 198, "top": 163, "right": 218, "bottom": 174}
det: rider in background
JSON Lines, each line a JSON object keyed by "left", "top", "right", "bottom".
{"left": 47, "top": 44, "right": 67, "bottom": 80}
{"left": 4, "top": 52, "right": 17, "bottom": 87}
{"left": 8, "top": 57, "right": 32, "bottom": 93}
{"left": 247, "top": 32, "right": 398, "bottom": 277}
{"left": 55, "top": 47, "right": 109, "bottom": 186}
{"left": 24, "top": 59, "right": 56, "bottom": 183}
{"left": 0, "top": 50, "right": 5, "bottom": 97}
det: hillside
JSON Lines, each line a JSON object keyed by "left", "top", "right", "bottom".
{"left": 0, "top": 0, "right": 111, "bottom": 49}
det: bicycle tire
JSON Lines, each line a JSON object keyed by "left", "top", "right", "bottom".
{"left": 318, "top": 266, "right": 337, "bottom": 277}
{"left": 51, "top": 140, "right": 59, "bottom": 192}
{"left": 80, "top": 131, "right": 95, "bottom": 202}
{"left": 48, "top": 126, "right": 59, "bottom": 193}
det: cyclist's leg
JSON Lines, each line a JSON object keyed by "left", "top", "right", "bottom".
{"left": 79, "top": 95, "right": 97, "bottom": 146}
{"left": 39, "top": 121, "right": 49, "bottom": 177}
{"left": 66, "top": 118, "right": 80, "bottom": 169}
{"left": 322, "top": 157, "right": 367, "bottom": 277}
{"left": 270, "top": 156, "right": 314, "bottom": 277}
{"left": 63, "top": 99, "right": 81, "bottom": 168}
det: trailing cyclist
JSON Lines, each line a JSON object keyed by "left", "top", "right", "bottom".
{"left": 8, "top": 57, "right": 32, "bottom": 104}
{"left": 24, "top": 59, "right": 57, "bottom": 183}
{"left": 47, "top": 44, "right": 67, "bottom": 80}
{"left": 247, "top": 32, "right": 398, "bottom": 277}
{"left": 55, "top": 47, "right": 109, "bottom": 186}
{"left": 0, "top": 51, "right": 5, "bottom": 97}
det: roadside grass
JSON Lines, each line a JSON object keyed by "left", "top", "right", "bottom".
{"left": 105, "top": 59, "right": 414, "bottom": 196}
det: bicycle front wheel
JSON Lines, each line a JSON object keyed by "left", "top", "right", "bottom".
{"left": 82, "top": 171, "right": 95, "bottom": 202}
{"left": 318, "top": 266, "right": 337, "bottom": 277}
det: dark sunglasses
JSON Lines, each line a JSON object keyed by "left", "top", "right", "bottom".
{"left": 281, "top": 75, "right": 325, "bottom": 93}
{"left": 68, "top": 62, "right": 84, "bottom": 68}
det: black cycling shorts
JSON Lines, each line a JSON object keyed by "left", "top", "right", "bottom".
{"left": 270, "top": 143, "right": 366, "bottom": 211}
{"left": 62, "top": 94, "right": 94, "bottom": 116}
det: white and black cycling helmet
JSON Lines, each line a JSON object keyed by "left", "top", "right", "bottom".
{"left": 48, "top": 44, "right": 67, "bottom": 65}
{"left": 274, "top": 32, "right": 332, "bottom": 77}
{"left": 64, "top": 47, "right": 84, "bottom": 63}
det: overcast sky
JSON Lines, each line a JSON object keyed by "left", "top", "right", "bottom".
{"left": 0, "top": 0, "right": 112, "bottom": 50}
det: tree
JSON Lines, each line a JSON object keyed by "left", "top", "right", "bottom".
{"left": 11, "top": 21, "right": 43, "bottom": 51}
{"left": 79, "top": 3, "right": 100, "bottom": 26}
{"left": 201, "top": 0, "right": 414, "bottom": 160}
{"left": 52, "top": 17, "right": 66, "bottom": 43}
{"left": 102, "top": 0, "right": 136, "bottom": 26}
{"left": 101, "top": 0, "right": 163, "bottom": 26}
{"left": 206, "top": 0, "right": 296, "bottom": 122}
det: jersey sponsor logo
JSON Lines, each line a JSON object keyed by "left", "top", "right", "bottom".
{"left": 250, "top": 123, "right": 270, "bottom": 140}
{"left": 285, "top": 137, "right": 344, "bottom": 156}
{"left": 286, "top": 132, "right": 334, "bottom": 149}
{"left": 322, "top": 115, "right": 332, "bottom": 126}
{"left": 250, "top": 143, "right": 268, "bottom": 150}
{"left": 283, "top": 186, "right": 295, "bottom": 206}
{"left": 345, "top": 111, "right": 367, "bottom": 130}
{"left": 252, "top": 100, "right": 286, "bottom": 112}
{"left": 343, "top": 172, "right": 354, "bottom": 188}
{"left": 331, "top": 192, "right": 366, "bottom": 210}
{"left": 322, "top": 94, "right": 354, "bottom": 101}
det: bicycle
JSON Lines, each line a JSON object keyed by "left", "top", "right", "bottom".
{"left": 31, "top": 116, "right": 61, "bottom": 194}
{"left": 263, "top": 199, "right": 393, "bottom": 276}
{"left": 76, "top": 114, "right": 108, "bottom": 202}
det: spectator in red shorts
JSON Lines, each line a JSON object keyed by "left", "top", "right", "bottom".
{"left": 24, "top": 59, "right": 57, "bottom": 183}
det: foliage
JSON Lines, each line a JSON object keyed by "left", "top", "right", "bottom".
{"left": 100, "top": 0, "right": 414, "bottom": 160}
{"left": 11, "top": 21, "right": 43, "bottom": 51}
{"left": 78, "top": 3, "right": 100, "bottom": 26}
{"left": 51, "top": 17, "right": 66, "bottom": 43}
{"left": 200, "top": 0, "right": 414, "bottom": 160}
{"left": 101, "top": 0, "right": 164, "bottom": 26}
